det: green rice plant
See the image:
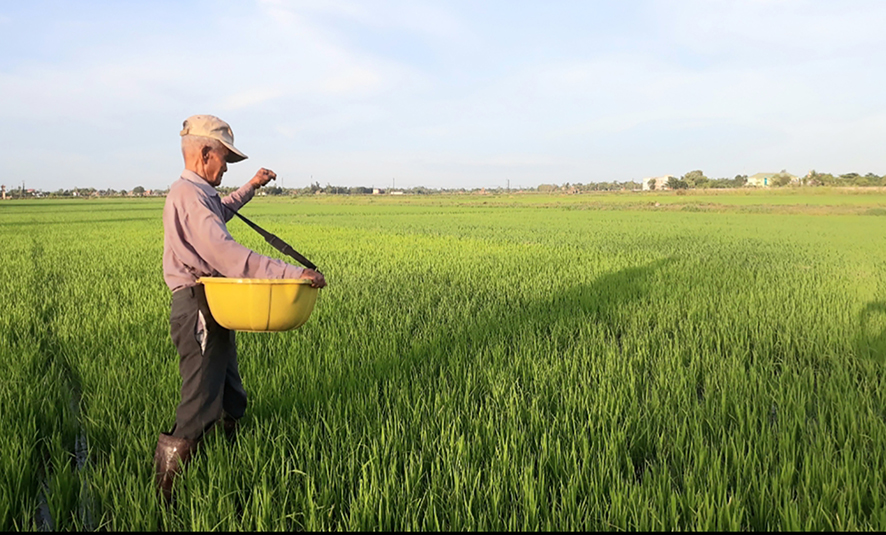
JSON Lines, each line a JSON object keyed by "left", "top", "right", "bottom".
{"left": 0, "top": 191, "right": 885, "bottom": 530}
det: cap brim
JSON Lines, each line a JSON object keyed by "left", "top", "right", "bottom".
{"left": 220, "top": 140, "right": 248, "bottom": 163}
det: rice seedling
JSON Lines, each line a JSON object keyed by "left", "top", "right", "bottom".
{"left": 1, "top": 191, "right": 885, "bottom": 530}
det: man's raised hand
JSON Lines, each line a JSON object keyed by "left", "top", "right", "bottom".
{"left": 249, "top": 168, "right": 277, "bottom": 189}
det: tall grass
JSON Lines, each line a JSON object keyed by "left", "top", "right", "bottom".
{"left": 1, "top": 193, "right": 885, "bottom": 530}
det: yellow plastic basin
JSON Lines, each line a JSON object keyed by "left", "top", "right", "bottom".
{"left": 198, "top": 277, "right": 319, "bottom": 332}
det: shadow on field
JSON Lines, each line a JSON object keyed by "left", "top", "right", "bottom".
{"left": 446, "top": 256, "right": 678, "bottom": 360}
{"left": 251, "top": 257, "right": 676, "bottom": 422}
{"left": 237, "top": 257, "right": 679, "bottom": 526}
{"left": 856, "top": 301, "right": 886, "bottom": 363}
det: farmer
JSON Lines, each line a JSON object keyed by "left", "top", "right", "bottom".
{"left": 155, "top": 114, "right": 326, "bottom": 501}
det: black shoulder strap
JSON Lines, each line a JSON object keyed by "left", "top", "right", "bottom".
{"left": 228, "top": 209, "right": 319, "bottom": 272}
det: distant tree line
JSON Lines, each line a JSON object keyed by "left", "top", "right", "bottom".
{"left": 3, "top": 186, "right": 168, "bottom": 198}
{"left": 804, "top": 171, "right": 885, "bottom": 187}
{"left": 6, "top": 170, "right": 886, "bottom": 199}
{"left": 537, "top": 181, "right": 643, "bottom": 192}
{"left": 213, "top": 172, "right": 886, "bottom": 196}
{"left": 661, "top": 170, "right": 886, "bottom": 190}
{"left": 665, "top": 171, "right": 749, "bottom": 190}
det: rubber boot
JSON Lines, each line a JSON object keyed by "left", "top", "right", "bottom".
{"left": 154, "top": 433, "right": 199, "bottom": 503}
{"left": 222, "top": 414, "right": 239, "bottom": 444}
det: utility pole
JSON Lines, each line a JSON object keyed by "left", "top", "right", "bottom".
{"left": 392, "top": 177, "right": 395, "bottom": 190}
{"left": 507, "top": 179, "right": 510, "bottom": 193}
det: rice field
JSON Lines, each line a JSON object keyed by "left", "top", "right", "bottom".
{"left": 1, "top": 190, "right": 886, "bottom": 531}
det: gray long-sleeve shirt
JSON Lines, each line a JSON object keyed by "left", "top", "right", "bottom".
{"left": 162, "top": 169, "right": 305, "bottom": 292}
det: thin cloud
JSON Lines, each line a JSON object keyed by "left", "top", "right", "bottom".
{"left": 221, "top": 88, "right": 286, "bottom": 111}
{"left": 258, "top": 0, "right": 464, "bottom": 39}
{"left": 1, "top": 1, "right": 885, "bottom": 190}
{"left": 651, "top": 0, "right": 886, "bottom": 62}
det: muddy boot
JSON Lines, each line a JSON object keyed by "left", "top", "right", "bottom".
{"left": 154, "top": 433, "right": 199, "bottom": 503}
{"left": 222, "top": 414, "right": 239, "bottom": 444}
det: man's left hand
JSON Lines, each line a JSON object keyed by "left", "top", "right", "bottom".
{"left": 302, "top": 269, "right": 327, "bottom": 289}
{"left": 249, "top": 168, "right": 277, "bottom": 189}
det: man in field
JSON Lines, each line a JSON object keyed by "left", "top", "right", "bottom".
{"left": 155, "top": 114, "right": 326, "bottom": 501}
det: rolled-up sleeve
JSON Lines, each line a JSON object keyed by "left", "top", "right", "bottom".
{"left": 180, "top": 197, "right": 306, "bottom": 280}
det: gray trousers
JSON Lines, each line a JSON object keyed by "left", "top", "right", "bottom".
{"left": 169, "top": 285, "right": 247, "bottom": 441}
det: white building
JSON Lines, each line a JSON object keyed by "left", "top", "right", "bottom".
{"left": 746, "top": 172, "right": 797, "bottom": 187}
{"left": 642, "top": 175, "right": 674, "bottom": 191}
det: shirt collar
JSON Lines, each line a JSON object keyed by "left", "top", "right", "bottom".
{"left": 180, "top": 169, "right": 219, "bottom": 198}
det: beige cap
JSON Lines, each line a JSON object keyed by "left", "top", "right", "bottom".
{"left": 180, "top": 114, "right": 248, "bottom": 163}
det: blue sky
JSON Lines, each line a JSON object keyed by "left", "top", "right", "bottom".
{"left": 1, "top": 0, "right": 885, "bottom": 191}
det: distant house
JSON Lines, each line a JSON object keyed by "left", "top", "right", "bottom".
{"left": 642, "top": 175, "right": 674, "bottom": 191}
{"left": 746, "top": 172, "right": 797, "bottom": 187}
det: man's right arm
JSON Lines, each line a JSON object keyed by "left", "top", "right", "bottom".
{"left": 181, "top": 198, "right": 307, "bottom": 281}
